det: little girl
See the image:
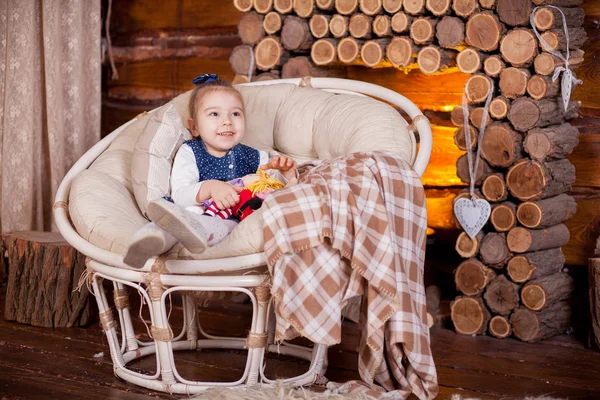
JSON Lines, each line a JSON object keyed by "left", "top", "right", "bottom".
{"left": 124, "top": 75, "right": 296, "bottom": 268}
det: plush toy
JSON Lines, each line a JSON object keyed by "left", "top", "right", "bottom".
{"left": 203, "top": 170, "right": 286, "bottom": 221}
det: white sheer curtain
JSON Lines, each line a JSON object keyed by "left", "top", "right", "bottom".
{"left": 0, "top": 0, "right": 101, "bottom": 232}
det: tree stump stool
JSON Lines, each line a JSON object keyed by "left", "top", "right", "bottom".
{"left": 3, "top": 231, "right": 94, "bottom": 328}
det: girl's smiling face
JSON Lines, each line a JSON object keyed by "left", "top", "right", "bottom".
{"left": 190, "top": 90, "right": 246, "bottom": 157}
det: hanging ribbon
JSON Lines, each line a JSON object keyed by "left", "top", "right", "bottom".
{"left": 453, "top": 80, "right": 495, "bottom": 238}
{"left": 530, "top": 5, "right": 583, "bottom": 112}
{"left": 462, "top": 78, "right": 494, "bottom": 199}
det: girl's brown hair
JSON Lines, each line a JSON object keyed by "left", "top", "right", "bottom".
{"left": 188, "top": 79, "right": 245, "bottom": 122}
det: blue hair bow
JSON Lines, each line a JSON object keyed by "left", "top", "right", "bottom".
{"left": 192, "top": 73, "right": 219, "bottom": 85}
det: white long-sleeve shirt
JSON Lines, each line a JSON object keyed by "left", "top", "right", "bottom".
{"left": 170, "top": 143, "right": 270, "bottom": 208}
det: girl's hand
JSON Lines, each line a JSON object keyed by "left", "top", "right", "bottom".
{"left": 260, "top": 155, "right": 297, "bottom": 180}
{"left": 205, "top": 180, "right": 243, "bottom": 210}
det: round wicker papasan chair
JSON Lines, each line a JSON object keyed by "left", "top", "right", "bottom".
{"left": 53, "top": 77, "right": 432, "bottom": 394}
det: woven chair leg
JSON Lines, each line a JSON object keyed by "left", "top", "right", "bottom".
{"left": 152, "top": 295, "right": 176, "bottom": 386}
{"left": 246, "top": 286, "right": 270, "bottom": 385}
{"left": 92, "top": 275, "right": 126, "bottom": 368}
{"left": 184, "top": 295, "right": 199, "bottom": 343}
{"left": 114, "top": 282, "right": 139, "bottom": 352}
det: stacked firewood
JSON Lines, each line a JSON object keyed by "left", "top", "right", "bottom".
{"left": 231, "top": 0, "right": 347, "bottom": 81}
{"left": 449, "top": 0, "right": 586, "bottom": 343}
{"left": 231, "top": 0, "right": 587, "bottom": 78}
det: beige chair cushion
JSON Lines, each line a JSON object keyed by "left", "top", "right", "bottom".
{"left": 70, "top": 83, "right": 416, "bottom": 260}
{"left": 131, "top": 104, "right": 192, "bottom": 216}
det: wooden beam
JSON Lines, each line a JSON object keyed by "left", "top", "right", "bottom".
{"left": 107, "top": 0, "right": 243, "bottom": 35}
{"left": 105, "top": 58, "right": 235, "bottom": 99}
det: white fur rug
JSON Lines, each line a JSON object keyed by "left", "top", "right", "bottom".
{"left": 190, "top": 384, "right": 377, "bottom": 399}
{"left": 189, "top": 383, "right": 566, "bottom": 400}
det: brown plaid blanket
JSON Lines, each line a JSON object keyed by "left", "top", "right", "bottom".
{"left": 262, "top": 152, "right": 438, "bottom": 399}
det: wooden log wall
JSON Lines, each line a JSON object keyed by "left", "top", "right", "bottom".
{"left": 100, "top": 1, "right": 600, "bottom": 337}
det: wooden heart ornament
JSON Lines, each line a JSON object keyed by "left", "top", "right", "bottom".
{"left": 454, "top": 198, "right": 491, "bottom": 239}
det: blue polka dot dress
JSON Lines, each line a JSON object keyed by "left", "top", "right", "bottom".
{"left": 184, "top": 139, "right": 260, "bottom": 182}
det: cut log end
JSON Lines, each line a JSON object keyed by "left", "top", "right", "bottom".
{"left": 516, "top": 202, "right": 543, "bottom": 228}
{"left": 383, "top": 0, "right": 403, "bottom": 13}
{"left": 386, "top": 37, "right": 414, "bottom": 67}
{"left": 349, "top": 13, "right": 372, "bottom": 39}
{"left": 281, "top": 16, "right": 313, "bottom": 51}
{"left": 417, "top": 46, "right": 449, "bottom": 75}
{"left": 497, "top": 0, "right": 532, "bottom": 27}
{"left": 500, "top": 28, "right": 537, "bottom": 67}
{"left": 507, "top": 256, "right": 535, "bottom": 283}
{"left": 391, "top": 12, "right": 411, "bottom": 33}
{"left": 507, "top": 224, "right": 570, "bottom": 253}
{"left": 337, "top": 37, "right": 361, "bottom": 63}
{"left": 239, "top": 12, "right": 267, "bottom": 46}
{"left": 466, "top": 12, "right": 502, "bottom": 51}
{"left": 436, "top": 16, "right": 465, "bottom": 49}
{"left": 264, "top": 12, "right": 283, "bottom": 35}
{"left": 373, "top": 15, "right": 391, "bottom": 37}
{"left": 311, "top": 39, "right": 338, "bottom": 65}
{"left": 507, "top": 97, "right": 539, "bottom": 132}
{"left": 482, "top": 174, "right": 507, "bottom": 202}
{"left": 491, "top": 203, "right": 516, "bottom": 232}
{"left": 489, "top": 97, "right": 509, "bottom": 119}
{"left": 360, "top": 0, "right": 384, "bottom": 15}
{"left": 484, "top": 275, "right": 519, "bottom": 315}
{"left": 457, "top": 48, "right": 482, "bottom": 74}
{"left": 274, "top": 0, "right": 294, "bottom": 13}
{"left": 533, "top": 7, "right": 554, "bottom": 31}
{"left": 361, "top": 39, "right": 389, "bottom": 67}
{"left": 499, "top": 67, "right": 530, "bottom": 99}
{"left": 480, "top": 232, "right": 511, "bottom": 268}
{"left": 316, "top": 0, "right": 335, "bottom": 10}
{"left": 294, "top": 0, "right": 315, "bottom": 18}
{"left": 508, "top": 248, "right": 565, "bottom": 284}
{"left": 410, "top": 18, "right": 436, "bottom": 45}
{"left": 527, "top": 75, "right": 559, "bottom": 100}
{"left": 455, "top": 258, "right": 494, "bottom": 295}
{"left": 234, "top": 0, "right": 254, "bottom": 12}
{"left": 465, "top": 74, "right": 492, "bottom": 104}
{"left": 453, "top": 125, "right": 477, "bottom": 151}
{"left": 521, "top": 284, "right": 547, "bottom": 311}
{"left": 470, "top": 107, "right": 490, "bottom": 129}
{"left": 309, "top": 15, "right": 330, "bottom": 38}
{"left": 453, "top": 0, "right": 479, "bottom": 18}
{"left": 336, "top": 0, "right": 360, "bottom": 15}
{"left": 330, "top": 15, "right": 349, "bottom": 39}
{"left": 516, "top": 194, "right": 577, "bottom": 229}
{"left": 254, "top": 0, "right": 274, "bottom": 13}
{"left": 489, "top": 315, "right": 512, "bottom": 338}
{"left": 255, "top": 37, "right": 285, "bottom": 70}
{"left": 480, "top": 122, "right": 522, "bottom": 168}
{"left": 404, "top": 0, "right": 427, "bottom": 15}
{"left": 506, "top": 227, "right": 533, "bottom": 253}
{"left": 455, "top": 231, "right": 483, "bottom": 258}
{"left": 483, "top": 55, "right": 505, "bottom": 77}
{"left": 506, "top": 158, "right": 575, "bottom": 201}
{"left": 426, "top": 0, "right": 452, "bottom": 16}
{"left": 451, "top": 296, "right": 491, "bottom": 335}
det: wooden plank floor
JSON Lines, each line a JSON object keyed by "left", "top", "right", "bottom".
{"left": 1, "top": 287, "right": 599, "bottom": 400}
